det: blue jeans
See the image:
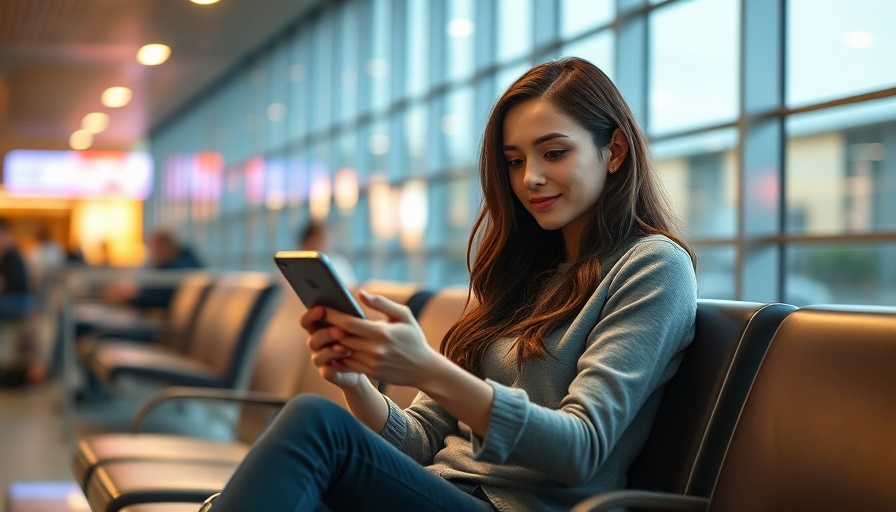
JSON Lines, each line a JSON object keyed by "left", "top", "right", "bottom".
{"left": 213, "top": 395, "right": 498, "bottom": 512}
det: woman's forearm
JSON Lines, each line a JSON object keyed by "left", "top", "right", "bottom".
{"left": 342, "top": 375, "right": 390, "bottom": 432}
{"left": 417, "top": 354, "right": 495, "bottom": 437}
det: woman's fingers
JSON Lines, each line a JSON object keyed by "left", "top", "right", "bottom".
{"left": 358, "top": 290, "right": 414, "bottom": 322}
{"left": 299, "top": 306, "right": 326, "bottom": 332}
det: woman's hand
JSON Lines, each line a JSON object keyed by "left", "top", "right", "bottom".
{"left": 300, "top": 306, "right": 365, "bottom": 390}
{"left": 316, "top": 290, "right": 440, "bottom": 388}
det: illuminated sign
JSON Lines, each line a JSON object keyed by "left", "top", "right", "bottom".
{"left": 3, "top": 150, "right": 153, "bottom": 199}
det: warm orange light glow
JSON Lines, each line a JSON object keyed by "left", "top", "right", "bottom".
{"left": 101, "top": 87, "right": 132, "bottom": 108}
{"left": 71, "top": 199, "right": 144, "bottom": 266}
{"left": 369, "top": 174, "right": 398, "bottom": 240}
{"left": 191, "top": 0, "right": 220, "bottom": 4}
{"left": 137, "top": 44, "right": 171, "bottom": 66}
{"left": 399, "top": 179, "right": 428, "bottom": 251}
{"left": 309, "top": 173, "right": 332, "bottom": 220}
{"left": 334, "top": 168, "right": 359, "bottom": 213}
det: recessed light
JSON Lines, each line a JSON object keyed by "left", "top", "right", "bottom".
{"left": 70, "top": 130, "right": 93, "bottom": 150}
{"left": 191, "top": 0, "right": 220, "bottom": 4}
{"left": 82, "top": 112, "right": 110, "bottom": 134}
{"left": 102, "top": 87, "right": 132, "bottom": 108}
{"left": 137, "top": 44, "right": 171, "bottom": 66}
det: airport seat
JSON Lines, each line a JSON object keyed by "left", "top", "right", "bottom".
{"left": 76, "top": 272, "right": 214, "bottom": 359}
{"left": 75, "top": 284, "right": 430, "bottom": 511}
{"left": 573, "top": 305, "right": 896, "bottom": 512}
{"left": 86, "top": 272, "right": 279, "bottom": 392}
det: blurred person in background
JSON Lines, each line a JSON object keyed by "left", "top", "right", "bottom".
{"left": 298, "top": 221, "right": 357, "bottom": 287}
{"left": 0, "top": 219, "right": 33, "bottom": 319}
{"left": 108, "top": 227, "right": 204, "bottom": 310}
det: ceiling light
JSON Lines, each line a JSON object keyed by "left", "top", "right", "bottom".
{"left": 102, "top": 87, "right": 132, "bottom": 108}
{"left": 81, "top": 112, "right": 110, "bottom": 134}
{"left": 191, "top": 0, "right": 220, "bottom": 4}
{"left": 137, "top": 44, "right": 171, "bottom": 66}
{"left": 70, "top": 130, "right": 93, "bottom": 150}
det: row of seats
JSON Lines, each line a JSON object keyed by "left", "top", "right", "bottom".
{"left": 68, "top": 276, "right": 896, "bottom": 511}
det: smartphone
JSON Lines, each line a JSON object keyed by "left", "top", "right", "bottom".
{"left": 274, "top": 250, "right": 366, "bottom": 319}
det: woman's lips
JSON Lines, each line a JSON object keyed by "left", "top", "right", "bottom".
{"left": 529, "top": 195, "right": 560, "bottom": 211}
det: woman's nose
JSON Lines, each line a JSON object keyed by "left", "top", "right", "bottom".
{"left": 523, "top": 162, "right": 547, "bottom": 188}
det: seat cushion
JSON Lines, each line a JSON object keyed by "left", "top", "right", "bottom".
{"left": 119, "top": 505, "right": 205, "bottom": 512}
{"left": 86, "top": 460, "right": 235, "bottom": 512}
{"left": 74, "top": 434, "right": 249, "bottom": 489}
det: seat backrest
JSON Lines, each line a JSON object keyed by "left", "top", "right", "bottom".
{"left": 185, "top": 272, "right": 280, "bottom": 389}
{"left": 384, "top": 286, "right": 474, "bottom": 409}
{"left": 156, "top": 272, "right": 214, "bottom": 351}
{"left": 627, "top": 299, "right": 795, "bottom": 496}
{"left": 357, "top": 280, "right": 420, "bottom": 321}
{"left": 708, "top": 305, "right": 896, "bottom": 511}
{"left": 236, "top": 286, "right": 311, "bottom": 441}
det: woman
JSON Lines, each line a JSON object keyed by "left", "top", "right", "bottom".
{"left": 204, "top": 57, "right": 697, "bottom": 512}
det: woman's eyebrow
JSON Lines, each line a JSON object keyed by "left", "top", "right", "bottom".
{"left": 502, "top": 132, "right": 569, "bottom": 151}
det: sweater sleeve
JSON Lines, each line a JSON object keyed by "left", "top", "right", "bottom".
{"left": 471, "top": 238, "right": 697, "bottom": 486}
{"left": 379, "top": 391, "right": 460, "bottom": 465}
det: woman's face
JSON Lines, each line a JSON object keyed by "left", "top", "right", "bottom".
{"left": 502, "top": 98, "right": 609, "bottom": 256}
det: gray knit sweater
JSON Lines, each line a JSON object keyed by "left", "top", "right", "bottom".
{"left": 380, "top": 235, "right": 697, "bottom": 512}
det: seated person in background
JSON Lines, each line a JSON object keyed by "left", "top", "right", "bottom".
{"left": 298, "top": 220, "right": 357, "bottom": 287}
{"left": 0, "top": 219, "right": 33, "bottom": 319}
{"left": 108, "top": 228, "right": 204, "bottom": 310}
{"left": 203, "top": 57, "right": 697, "bottom": 512}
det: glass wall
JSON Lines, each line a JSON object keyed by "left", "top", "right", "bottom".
{"left": 147, "top": 0, "right": 896, "bottom": 306}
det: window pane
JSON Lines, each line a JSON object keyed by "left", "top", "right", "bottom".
{"left": 406, "top": 0, "right": 430, "bottom": 98}
{"left": 653, "top": 129, "right": 739, "bottom": 238}
{"left": 497, "top": 0, "right": 533, "bottom": 63}
{"left": 785, "top": 97, "right": 896, "bottom": 235}
{"left": 336, "top": 4, "right": 360, "bottom": 124}
{"left": 441, "top": 87, "right": 476, "bottom": 172}
{"left": 368, "top": 0, "right": 391, "bottom": 112}
{"left": 649, "top": 0, "right": 739, "bottom": 135}
{"left": 560, "top": 30, "right": 614, "bottom": 81}
{"left": 787, "top": 0, "right": 896, "bottom": 107}
{"left": 446, "top": 0, "right": 476, "bottom": 82}
{"left": 786, "top": 243, "right": 896, "bottom": 306}
{"left": 694, "top": 245, "right": 736, "bottom": 300}
{"left": 560, "top": 0, "right": 614, "bottom": 39}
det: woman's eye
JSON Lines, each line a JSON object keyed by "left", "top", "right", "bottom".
{"left": 544, "top": 150, "right": 566, "bottom": 160}
{"left": 506, "top": 158, "right": 523, "bottom": 168}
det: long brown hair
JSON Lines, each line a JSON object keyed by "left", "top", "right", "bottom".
{"left": 442, "top": 57, "right": 695, "bottom": 376}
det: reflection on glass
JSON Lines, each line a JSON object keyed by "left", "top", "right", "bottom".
{"left": 446, "top": 0, "right": 476, "bottom": 82}
{"left": 788, "top": 0, "right": 896, "bottom": 107}
{"left": 333, "top": 168, "right": 359, "bottom": 214}
{"left": 369, "top": 174, "right": 399, "bottom": 240}
{"left": 560, "top": 0, "right": 613, "bottom": 38}
{"left": 653, "top": 129, "right": 738, "bottom": 238}
{"left": 693, "top": 244, "right": 735, "bottom": 300}
{"left": 785, "top": 97, "right": 896, "bottom": 234}
{"left": 497, "top": 0, "right": 533, "bottom": 63}
{"left": 649, "top": 0, "right": 738, "bottom": 135}
{"left": 560, "top": 30, "right": 614, "bottom": 80}
{"left": 786, "top": 243, "right": 896, "bottom": 306}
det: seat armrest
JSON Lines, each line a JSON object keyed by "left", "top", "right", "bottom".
{"left": 131, "top": 386, "right": 289, "bottom": 432}
{"left": 571, "top": 490, "right": 709, "bottom": 512}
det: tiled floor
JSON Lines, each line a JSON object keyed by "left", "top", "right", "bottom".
{"left": 1, "top": 378, "right": 235, "bottom": 511}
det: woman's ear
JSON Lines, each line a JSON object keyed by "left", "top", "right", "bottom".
{"left": 607, "top": 128, "right": 629, "bottom": 174}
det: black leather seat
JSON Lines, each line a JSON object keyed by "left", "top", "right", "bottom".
{"left": 574, "top": 304, "right": 896, "bottom": 512}
{"left": 626, "top": 299, "right": 796, "bottom": 496}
